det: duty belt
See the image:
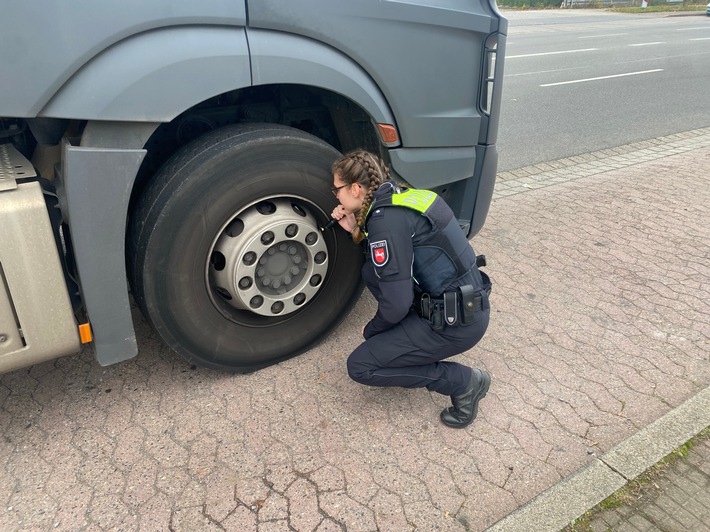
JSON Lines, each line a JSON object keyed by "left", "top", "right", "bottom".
{"left": 416, "top": 284, "right": 489, "bottom": 330}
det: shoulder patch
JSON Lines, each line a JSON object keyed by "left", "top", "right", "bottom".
{"left": 370, "top": 240, "right": 389, "bottom": 266}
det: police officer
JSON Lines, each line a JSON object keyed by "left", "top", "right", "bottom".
{"left": 330, "top": 150, "right": 492, "bottom": 429}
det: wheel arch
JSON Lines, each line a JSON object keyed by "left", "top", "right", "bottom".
{"left": 248, "top": 29, "right": 397, "bottom": 130}
{"left": 39, "top": 26, "right": 252, "bottom": 122}
{"left": 38, "top": 25, "right": 398, "bottom": 149}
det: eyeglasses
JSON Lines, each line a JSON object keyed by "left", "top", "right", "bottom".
{"left": 331, "top": 183, "right": 350, "bottom": 197}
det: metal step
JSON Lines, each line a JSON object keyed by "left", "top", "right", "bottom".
{"left": 0, "top": 143, "right": 36, "bottom": 192}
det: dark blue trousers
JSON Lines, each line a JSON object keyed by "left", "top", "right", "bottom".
{"left": 347, "top": 306, "right": 489, "bottom": 396}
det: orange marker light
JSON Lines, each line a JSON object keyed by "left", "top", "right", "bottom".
{"left": 377, "top": 123, "right": 399, "bottom": 144}
{"left": 78, "top": 323, "right": 93, "bottom": 344}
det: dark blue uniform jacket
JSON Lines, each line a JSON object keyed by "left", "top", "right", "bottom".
{"left": 362, "top": 183, "right": 484, "bottom": 339}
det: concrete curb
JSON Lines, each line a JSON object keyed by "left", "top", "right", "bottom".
{"left": 487, "top": 386, "right": 710, "bottom": 531}
{"left": 494, "top": 126, "right": 710, "bottom": 200}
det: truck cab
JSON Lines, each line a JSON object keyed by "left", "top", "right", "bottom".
{"left": 0, "top": 0, "right": 507, "bottom": 373}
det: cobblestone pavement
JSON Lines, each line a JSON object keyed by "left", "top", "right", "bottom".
{"left": 584, "top": 429, "right": 710, "bottom": 532}
{"left": 1, "top": 127, "right": 709, "bottom": 531}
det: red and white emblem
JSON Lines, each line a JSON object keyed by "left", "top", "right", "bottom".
{"left": 370, "top": 240, "right": 389, "bottom": 266}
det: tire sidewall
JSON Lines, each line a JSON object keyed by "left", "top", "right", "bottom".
{"left": 134, "top": 126, "right": 363, "bottom": 371}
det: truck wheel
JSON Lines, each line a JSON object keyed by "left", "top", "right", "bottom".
{"left": 128, "top": 124, "right": 364, "bottom": 372}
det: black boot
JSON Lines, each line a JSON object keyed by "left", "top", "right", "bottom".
{"left": 440, "top": 369, "right": 491, "bottom": 429}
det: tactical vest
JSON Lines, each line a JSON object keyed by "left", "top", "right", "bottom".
{"left": 365, "top": 185, "right": 477, "bottom": 295}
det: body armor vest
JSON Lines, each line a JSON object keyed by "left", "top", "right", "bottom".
{"left": 365, "top": 185, "right": 477, "bottom": 295}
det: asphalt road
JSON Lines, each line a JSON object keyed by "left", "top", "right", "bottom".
{"left": 497, "top": 9, "right": 710, "bottom": 171}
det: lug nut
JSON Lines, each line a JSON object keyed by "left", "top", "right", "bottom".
{"left": 243, "top": 252, "right": 257, "bottom": 266}
{"left": 261, "top": 231, "right": 275, "bottom": 245}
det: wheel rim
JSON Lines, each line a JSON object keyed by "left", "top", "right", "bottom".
{"left": 208, "top": 198, "right": 329, "bottom": 318}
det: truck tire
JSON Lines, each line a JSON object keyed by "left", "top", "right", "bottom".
{"left": 128, "top": 123, "right": 364, "bottom": 372}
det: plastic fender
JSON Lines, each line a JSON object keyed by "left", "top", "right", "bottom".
{"left": 40, "top": 26, "right": 251, "bottom": 122}
{"left": 248, "top": 29, "right": 396, "bottom": 127}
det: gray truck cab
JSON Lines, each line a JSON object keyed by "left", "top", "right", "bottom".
{"left": 0, "top": 0, "right": 507, "bottom": 373}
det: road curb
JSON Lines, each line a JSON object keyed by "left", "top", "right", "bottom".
{"left": 666, "top": 11, "right": 708, "bottom": 17}
{"left": 493, "top": 126, "right": 710, "bottom": 200}
{"left": 487, "top": 387, "right": 710, "bottom": 531}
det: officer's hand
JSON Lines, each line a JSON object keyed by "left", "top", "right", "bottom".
{"left": 330, "top": 205, "right": 357, "bottom": 233}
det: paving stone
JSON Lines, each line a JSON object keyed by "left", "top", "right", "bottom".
{"left": 258, "top": 491, "right": 289, "bottom": 522}
{"left": 171, "top": 506, "right": 221, "bottom": 531}
{"left": 601, "top": 509, "right": 624, "bottom": 528}
{"left": 221, "top": 505, "right": 258, "bottom": 531}
{"left": 315, "top": 518, "right": 345, "bottom": 531}
{"left": 627, "top": 514, "right": 654, "bottom": 531}
{"left": 320, "top": 491, "right": 378, "bottom": 531}
{"left": 615, "top": 521, "right": 641, "bottom": 532}
{"left": 642, "top": 502, "right": 686, "bottom": 531}
{"left": 285, "top": 478, "right": 321, "bottom": 531}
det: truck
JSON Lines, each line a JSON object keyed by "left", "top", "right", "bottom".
{"left": 0, "top": 0, "right": 507, "bottom": 374}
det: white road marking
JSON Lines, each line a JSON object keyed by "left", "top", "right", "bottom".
{"left": 689, "top": 37, "right": 710, "bottom": 41}
{"left": 578, "top": 33, "right": 628, "bottom": 39}
{"left": 507, "top": 48, "right": 598, "bottom": 59}
{"left": 507, "top": 66, "right": 589, "bottom": 78}
{"left": 628, "top": 42, "right": 666, "bottom": 47}
{"left": 540, "top": 69, "right": 663, "bottom": 87}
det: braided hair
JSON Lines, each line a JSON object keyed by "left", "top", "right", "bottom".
{"left": 331, "top": 150, "right": 391, "bottom": 244}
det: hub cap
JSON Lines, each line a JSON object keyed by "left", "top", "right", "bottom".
{"left": 209, "top": 199, "right": 329, "bottom": 317}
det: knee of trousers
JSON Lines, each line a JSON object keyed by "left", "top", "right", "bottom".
{"left": 346, "top": 344, "right": 376, "bottom": 384}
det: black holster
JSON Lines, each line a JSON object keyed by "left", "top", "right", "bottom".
{"left": 416, "top": 285, "right": 487, "bottom": 330}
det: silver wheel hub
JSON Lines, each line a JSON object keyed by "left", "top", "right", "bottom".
{"left": 209, "top": 199, "right": 328, "bottom": 317}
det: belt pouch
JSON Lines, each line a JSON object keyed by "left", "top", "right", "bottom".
{"left": 420, "top": 293, "right": 431, "bottom": 320}
{"left": 431, "top": 301, "right": 444, "bottom": 330}
{"left": 443, "top": 291, "right": 458, "bottom": 326}
{"left": 458, "top": 284, "right": 477, "bottom": 324}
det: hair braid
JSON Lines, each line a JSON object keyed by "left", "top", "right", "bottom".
{"left": 352, "top": 187, "right": 374, "bottom": 244}
{"left": 332, "top": 150, "right": 390, "bottom": 244}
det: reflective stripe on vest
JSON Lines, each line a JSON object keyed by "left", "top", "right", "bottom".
{"left": 364, "top": 188, "right": 439, "bottom": 235}
{"left": 364, "top": 187, "right": 471, "bottom": 280}
{"left": 391, "top": 189, "right": 437, "bottom": 212}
